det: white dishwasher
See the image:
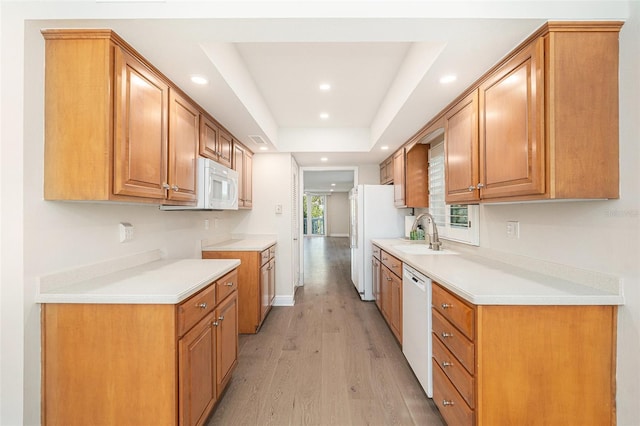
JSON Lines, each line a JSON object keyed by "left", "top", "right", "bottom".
{"left": 402, "top": 264, "right": 433, "bottom": 398}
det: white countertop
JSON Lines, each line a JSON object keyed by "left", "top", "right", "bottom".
{"left": 36, "top": 258, "right": 241, "bottom": 304}
{"left": 202, "top": 238, "right": 277, "bottom": 252}
{"left": 373, "top": 238, "right": 623, "bottom": 306}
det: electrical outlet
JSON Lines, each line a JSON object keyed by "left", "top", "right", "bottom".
{"left": 275, "top": 204, "right": 283, "bottom": 214}
{"left": 119, "top": 222, "right": 134, "bottom": 242}
{"left": 506, "top": 221, "right": 520, "bottom": 239}
{"left": 204, "top": 219, "right": 209, "bottom": 230}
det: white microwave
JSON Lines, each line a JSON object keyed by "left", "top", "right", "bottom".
{"left": 161, "top": 157, "right": 238, "bottom": 211}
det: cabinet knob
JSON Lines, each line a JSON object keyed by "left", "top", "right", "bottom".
{"left": 441, "top": 303, "right": 452, "bottom": 309}
{"left": 442, "top": 400, "right": 455, "bottom": 406}
{"left": 477, "top": 183, "right": 485, "bottom": 189}
{"left": 225, "top": 282, "right": 234, "bottom": 287}
{"left": 442, "top": 361, "right": 454, "bottom": 368}
{"left": 218, "top": 315, "right": 224, "bottom": 321}
{"left": 196, "top": 302, "right": 207, "bottom": 309}
{"left": 162, "top": 183, "right": 170, "bottom": 189}
{"left": 213, "top": 321, "right": 219, "bottom": 326}
{"left": 171, "top": 185, "right": 179, "bottom": 191}
{"left": 441, "top": 332, "right": 453, "bottom": 338}
{"left": 386, "top": 277, "right": 392, "bottom": 281}
{"left": 468, "top": 185, "right": 476, "bottom": 192}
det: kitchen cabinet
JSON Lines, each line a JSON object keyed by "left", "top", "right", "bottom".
{"left": 443, "top": 22, "right": 622, "bottom": 204}
{"left": 372, "top": 244, "right": 382, "bottom": 309}
{"left": 168, "top": 89, "right": 199, "bottom": 203}
{"left": 431, "top": 281, "right": 617, "bottom": 425}
{"left": 378, "top": 250, "right": 402, "bottom": 344}
{"left": 203, "top": 244, "right": 276, "bottom": 334}
{"left": 42, "top": 268, "right": 239, "bottom": 426}
{"left": 42, "top": 29, "right": 199, "bottom": 205}
{"left": 392, "top": 148, "right": 406, "bottom": 207}
{"left": 404, "top": 143, "right": 430, "bottom": 208}
{"left": 379, "top": 156, "right": 393, "bottom": 184}
{"left": 200, "top": 113, "right": 233, "bottom": 168}
{"left": 233, "top": 141, "right": 253, "bottom": 209}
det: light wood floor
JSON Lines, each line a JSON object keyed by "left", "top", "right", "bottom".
{"left": 207, "top": 236, "right": 444, "bottom": 426}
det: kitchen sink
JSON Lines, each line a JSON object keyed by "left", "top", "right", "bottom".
{"left": 392, "top": 244, "right": 457, "bottom": 255}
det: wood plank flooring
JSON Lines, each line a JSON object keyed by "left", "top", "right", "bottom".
{"left": 207, "top": 236, "right": 444, "bottom": 426}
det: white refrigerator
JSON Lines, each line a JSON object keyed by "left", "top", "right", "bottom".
{"left": 349, "top": 185, "right": 408, "bottom": 301}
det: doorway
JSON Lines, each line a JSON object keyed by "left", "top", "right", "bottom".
{"left": 303, "top": 194, "right": 327, "bottom": 236}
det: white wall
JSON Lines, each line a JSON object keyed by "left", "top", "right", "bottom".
{"left": 357, "top": 164, "right": 380, "bottom": 184}
{"left": 233, "top": 153, "right": 295, "bottom": 304}
{"left": 326, "top": 192, "right": 349, "bottom": 236}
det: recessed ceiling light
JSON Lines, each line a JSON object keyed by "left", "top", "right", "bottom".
{"left": 381, "top": 146, "right": 389, "bottom": 150}
{"left": 331, "top": 183, "right": 336, "bottom": 186}
{"left": 439, "top": 75, "right": 457, "bottom": 84}
{"left": 190, "top": 75, "right": 208, "bottom": 85}
{"left": 259, "top": 146, "right": 268, "bottom": 151}
{"left": 320, "top": 157, "right": 328, "bottom": 162}
{"left": 330, "top": 189, "right": 334, "bottom": 192}
{"left": 320, "top": 112, "right": 330, "bottom": 120}
{"left": 319, "top": 83, "right": 331, "bottom": 91}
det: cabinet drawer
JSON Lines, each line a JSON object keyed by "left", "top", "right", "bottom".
{"left": 216, "top": 269, "right": 238, "bottom": 302}
{"left": 432, "top": 309, "right": 475, "bottom": 374}
{"left": 177, "top": 283, "right": 216, "bottom": 336}
{"left": 260, "top": 248, "right": 270, "bottom": 265}
{"left": 381, "top": 250, "right": 402, "bottom": 277}
{"left": 372, "top": 244, "right": 381, "bottom": 260}
{"left": 269, "top": 245, "right": 276, "bottom": 258}
{"left": 433, "top": 359, "right": 474, "bottom": 426}
{"left": 433, "top": 333, "right": 475, "bottom": 408}
{"left": 432, "top": 282, "right": 475, "bottom": 340}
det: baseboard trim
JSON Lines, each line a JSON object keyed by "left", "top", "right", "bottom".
{"left": 273, "top": 295, "right": 295, "bottom": 306}
{"left": 328, "top": 233, "right": 348, "bottom": 237}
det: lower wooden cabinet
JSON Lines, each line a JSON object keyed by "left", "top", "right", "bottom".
{"left": 431, "top": 281, "right": 617, "bottom": 425}
{"left": 203, "top": 244, "right": 276, "bottom": 334}
{"left": 377, "top": 248, "right": 403, "bottom": 344}
{"left": 41, "top": 269, "right": 239, "bottom": 426}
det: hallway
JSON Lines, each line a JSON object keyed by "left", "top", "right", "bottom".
{"left": 208, "top": 237, "right": 444, "bottom": 425}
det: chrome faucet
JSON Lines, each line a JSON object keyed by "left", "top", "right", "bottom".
{"left": 411, "top": 213, "right": 442, "bottom": 251}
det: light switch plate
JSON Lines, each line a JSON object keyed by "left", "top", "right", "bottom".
{"left": 119, "top": 222, "right": 134, "bottom": 242}
{"left": 275, "top": 204, "right": 283, "bottom": 214}
{"left": 506, "top": 221, "right": 520, "bottom": 239}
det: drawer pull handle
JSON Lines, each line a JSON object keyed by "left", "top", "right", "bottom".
{"left": 225, "top": 282, "right": 234, "bottom": 287}
{"left": 442, "top": 400, "right": 455, "bottom": 406}
{"left": 442, "top": 361, "right": 454, "bottom": 368}
{"left": 218, "top": 316, "right": 224, "bottom": 321}
{"left": 441, "top": 332, "right": 453, "bottom": 338}
{"left": 386, "top": 277, "right": 392, "bottom": 281}
{"left": 441, "top": 303, "right": 452, "bottom": 309}
{"left": 197, "top": 302, "right": 207, "bottom": 309}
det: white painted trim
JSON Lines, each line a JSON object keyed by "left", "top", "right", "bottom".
{"left": 329, "top": 233, "right": 349, "bottom": 237}
{"left": 273, "top": 295, "right": 295, "bottom": 306}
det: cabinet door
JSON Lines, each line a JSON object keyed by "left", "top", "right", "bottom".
{"left": 113, "top": 48, "right": 169, "bottom": 199}
{"left": 233, "top": 143, "right": 245, "bottom": 206}
{"left": 260, "top": 261, "right": 269, "bottom": 322}
{"left": 405, "top": 143, "right": 429, "bottom": 208}
{"left": 179, "top": 311, "right": 216, "bottom": 426}
{"left": 478, "top": 38, "right": 545, "bottom": 199}
{"left": 168, "top": 89, "right": 199, "bottom": 203}
{"left": 390, "top": 273, "right": 403, "bottom": 343}
{"left": 444, "top": 90, "right": 480, "bottom": 204}
{"left": 268, "top": 258, "right": 276, "bottom": 306}
{"left": 373, "top": 257, "right": 381, "bottom": 310}
{"left": 393, "top": 148, "right": 406, "bottom": 207}
{"left": 217, "top": 130, "right": 233, "bottom": 168}
{"left": 215, "top": 293, "right": 238, "bottom": 397}
{"left": 380, "top": 265, "right": 392, "bottom": 321}
{"left": 199, "top": 114, "right": 219, "bottom": 161}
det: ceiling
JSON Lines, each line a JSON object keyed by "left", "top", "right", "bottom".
{"left": 29, "top": 1, "right": 627, "bottom": 193}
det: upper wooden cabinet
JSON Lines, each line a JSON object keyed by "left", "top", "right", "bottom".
{"left": 233, "top": 141, "right": 253, "bottom": 209}
{"left": 443, "top": 22, "right": 622, "bottom": 203}
{"left": 405, "top": 143, "right": 429, "bottom": 208}
{"left": 393, "top": 148, "right": 406, "bottom": 207}
{"left": 42, "top": 29, "right": 197, "bottom": 205}
{"left": 168, "top": 89, "right": 199, "bottom": 203}
{"left": 200, "top": 115, "right": 233, "bottom": 168}
{"left": 379, "top": 156, "right": 393, "bottom": 185}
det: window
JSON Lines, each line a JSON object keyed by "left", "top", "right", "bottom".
{"left": 428, "top": 142, "right": 479, "bottom": 245}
